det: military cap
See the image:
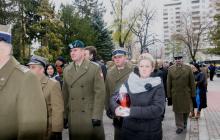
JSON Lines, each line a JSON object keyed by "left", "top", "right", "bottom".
{"left": 0, "top": 24, "right": 12, "bottom": 44}
{"left": 68, "top": 40, "right": 85, "bottom": 49}
{"left": 27, "top": 55, "right": 47, "bottom": 67}
{"left": 174, "top": 52, "right": 183, "bottom": 60}
{"left": 112, "top": 48, "right": 127, "bottom": 56}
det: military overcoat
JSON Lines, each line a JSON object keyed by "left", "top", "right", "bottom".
{"left": 167, "top": 64, "right": 196, "bottom": 113}
{"left": 40, "top": 74, "right": 64, "bottom": 139}
{"left": 62, "top": 59, "right": 105, "bottom": 140}
{"left": 105, "top": 62, "right": 133, "bottom": 109}
{"left": 0, "top": 57, "right": 47, "bottom": 140}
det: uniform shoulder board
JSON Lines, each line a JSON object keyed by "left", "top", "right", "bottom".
{"left": 91, "top": 61, "right": 99, "bottom": 66}
{"left": 16, "top": 65, "right": 30, "bottom": 73}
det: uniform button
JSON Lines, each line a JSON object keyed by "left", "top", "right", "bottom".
{"left": 80, "top": 85, "right": 84, "bottom": 88}
{"left": 71, "top": 97, "right": 74, "bottom": 100}
{"left": 81, "top": 97, "right": 85, "bottom": 100}
{"left": 81, "top": 110, "right": 85, "bottom": 112}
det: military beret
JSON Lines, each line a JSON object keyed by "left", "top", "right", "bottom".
{"left": 68, "top": 40, "right": 85, "bottom": 49}
{"left": 0, "top": 24, "right": 12, "bottom": 44}
{"left": 27, "top": 55, "right": 47, "bottom": 67}
{"left": 112, "top": 49, "right": 127, "bottom": 56}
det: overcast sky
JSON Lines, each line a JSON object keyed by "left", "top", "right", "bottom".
{"left": 52, "top": 0, "right": 165, "bottom": 40}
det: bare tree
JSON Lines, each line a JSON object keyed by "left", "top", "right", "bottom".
{"left": 131, "top": 1, "right": 156, "bottom": 51}
{"left": 172, "top": 12, "right": 212, "bottom": 62}
{"left": 109, "top": 0, "right": 139, "bottom": 48}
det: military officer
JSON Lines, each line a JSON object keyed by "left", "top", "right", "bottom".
{"left": 62, "top": 40, "right": 106, "bottom": 140}
{"left": 0, "top": 25, "right": 47, "bottom": 139}
{"left": 27, "top": 55, "right": 64, "bottom": 140}
{"left": 167, "top": 54, "right": 195, "bottom": 134}
{"left": 105, "top": 49, "right": 133, "bottom": 140}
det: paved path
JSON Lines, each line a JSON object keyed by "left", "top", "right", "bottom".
{"left": 186, "top": 76, "right": 220, "bottom": 140}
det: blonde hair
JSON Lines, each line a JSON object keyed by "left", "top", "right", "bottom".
{"left": 138, "top": 53, "right": 155, "bottom": 68}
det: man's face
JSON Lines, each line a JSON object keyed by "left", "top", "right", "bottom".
{"left": 113, "top": 55, "right": 127, "bottom": 67}
{"left": 84, "top": 50, "right": 93, "bottom": 60}
{"left": 55, "top": 60, "right": 63, "bottom": 67}
{"left": 174, "top": 57, "right": 183, "bottom": 65}
{"left": 29, "top": 64, "right": 44, "bottom": 75}
{"left": 0, "top": 41, "right": 11, "bottom": 59}
{"left": 70, "top": 48, "right": 84, "bottom": 62}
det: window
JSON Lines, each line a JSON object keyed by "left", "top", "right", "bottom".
{"left": 164, "top": 26, "right": 169, "bottom": 29}
{"left": 192, "top": 11, "right": 200, "bottom": 15}
{"left": 163, "top": 17, "right": 168, "bottom": 20}
{"left": 163, "top": 13, "right": 168, "bottom": 16}
{"left": 192, "top": 5, "right": 200, "bottom": 9}
{"left": 191, "top": 0, "right": 200, "bottom": 4}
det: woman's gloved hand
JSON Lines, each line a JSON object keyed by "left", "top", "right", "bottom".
{"left": 115, "top": 106, "right": 130, "bottom": 117}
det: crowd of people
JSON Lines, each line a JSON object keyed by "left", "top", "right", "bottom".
{"left": 0, "top": 24, "right": 213, "bottom": 140}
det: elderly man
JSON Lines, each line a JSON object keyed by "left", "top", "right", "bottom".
{"left": 167, "top": 54, "right": 195, "bottom": 134}
{"left": 27, "top": 55, "right": 64, "bottom": 140}
{"left": 105, "top": 49, "right": 133, "bottom": 140}
{"left": 0, "top": 25, "right": 47, "bottom": 139}
{"left": 62, "top": 40, "right": 106, "bottom": 140}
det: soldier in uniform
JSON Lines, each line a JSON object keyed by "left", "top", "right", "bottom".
{"left": 105, "top": 49, "right": 133, "bottom": 140}
{"left": 167, "top": 54, "right": 195, "bottom": 134}
{"left": 0, "top": 25, "right": 47, "bottom": 139}
{"left": 27, "top": 55, "right": 64, "bottom": 140}
{"left": 62, "top": 40, "right": 106, "bottom": 140}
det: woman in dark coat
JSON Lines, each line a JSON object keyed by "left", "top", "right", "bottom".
{"left": 191, "top": 64, "right": 207, "bottom": 118}
{"left": 110, "top": 54, "right": 165, "bottom": 140}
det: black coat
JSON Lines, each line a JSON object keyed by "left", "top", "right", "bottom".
{"left": 110, "top": 74, "right": 165, "bottom": 140}
{"left": 192, "top": 71, "right": 207, "bottom": 109}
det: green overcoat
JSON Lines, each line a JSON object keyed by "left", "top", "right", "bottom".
{"left": 0, "top": 57, "right": 47, "bottom": 140}
{"left": 105, "top": 62, "right": 133, "bottom": 110}
{"left": 62, "top": 59, "right": 105, "bottom": 140}
{"left": 167, "top": 64, "right": 196, "bottom": 113}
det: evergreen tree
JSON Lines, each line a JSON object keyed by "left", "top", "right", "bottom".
{"left": 31, "top": 0, "right": 64, "bottom": 62}
{"left": 91, "top": 6, "right": 113, "bottom": 61}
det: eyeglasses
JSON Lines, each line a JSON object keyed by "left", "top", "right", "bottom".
{"left": 174, "top": 57, "right": 182, "bottom": 60}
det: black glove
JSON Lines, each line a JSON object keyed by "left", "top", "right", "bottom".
{"left": 50, "top": 132, "right": 62, "bottom": 140}
{"left": 168, "top": 97, "right": 172, "bottom": 106}
{"left": 64, "top": 118, "right": 68, "bottom": 129}
{"left": 92, "top": 119, "right": 101, "bottom": 127}
{"left": 106, "top": 108, "right": 113, "bottom": 119}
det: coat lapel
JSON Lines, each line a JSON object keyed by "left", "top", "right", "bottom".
{"left": 70, "top": 60, "right": 89, "bottom": 86}
{"left": 0, "top": 57, "right": 17, "bottom": 91}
